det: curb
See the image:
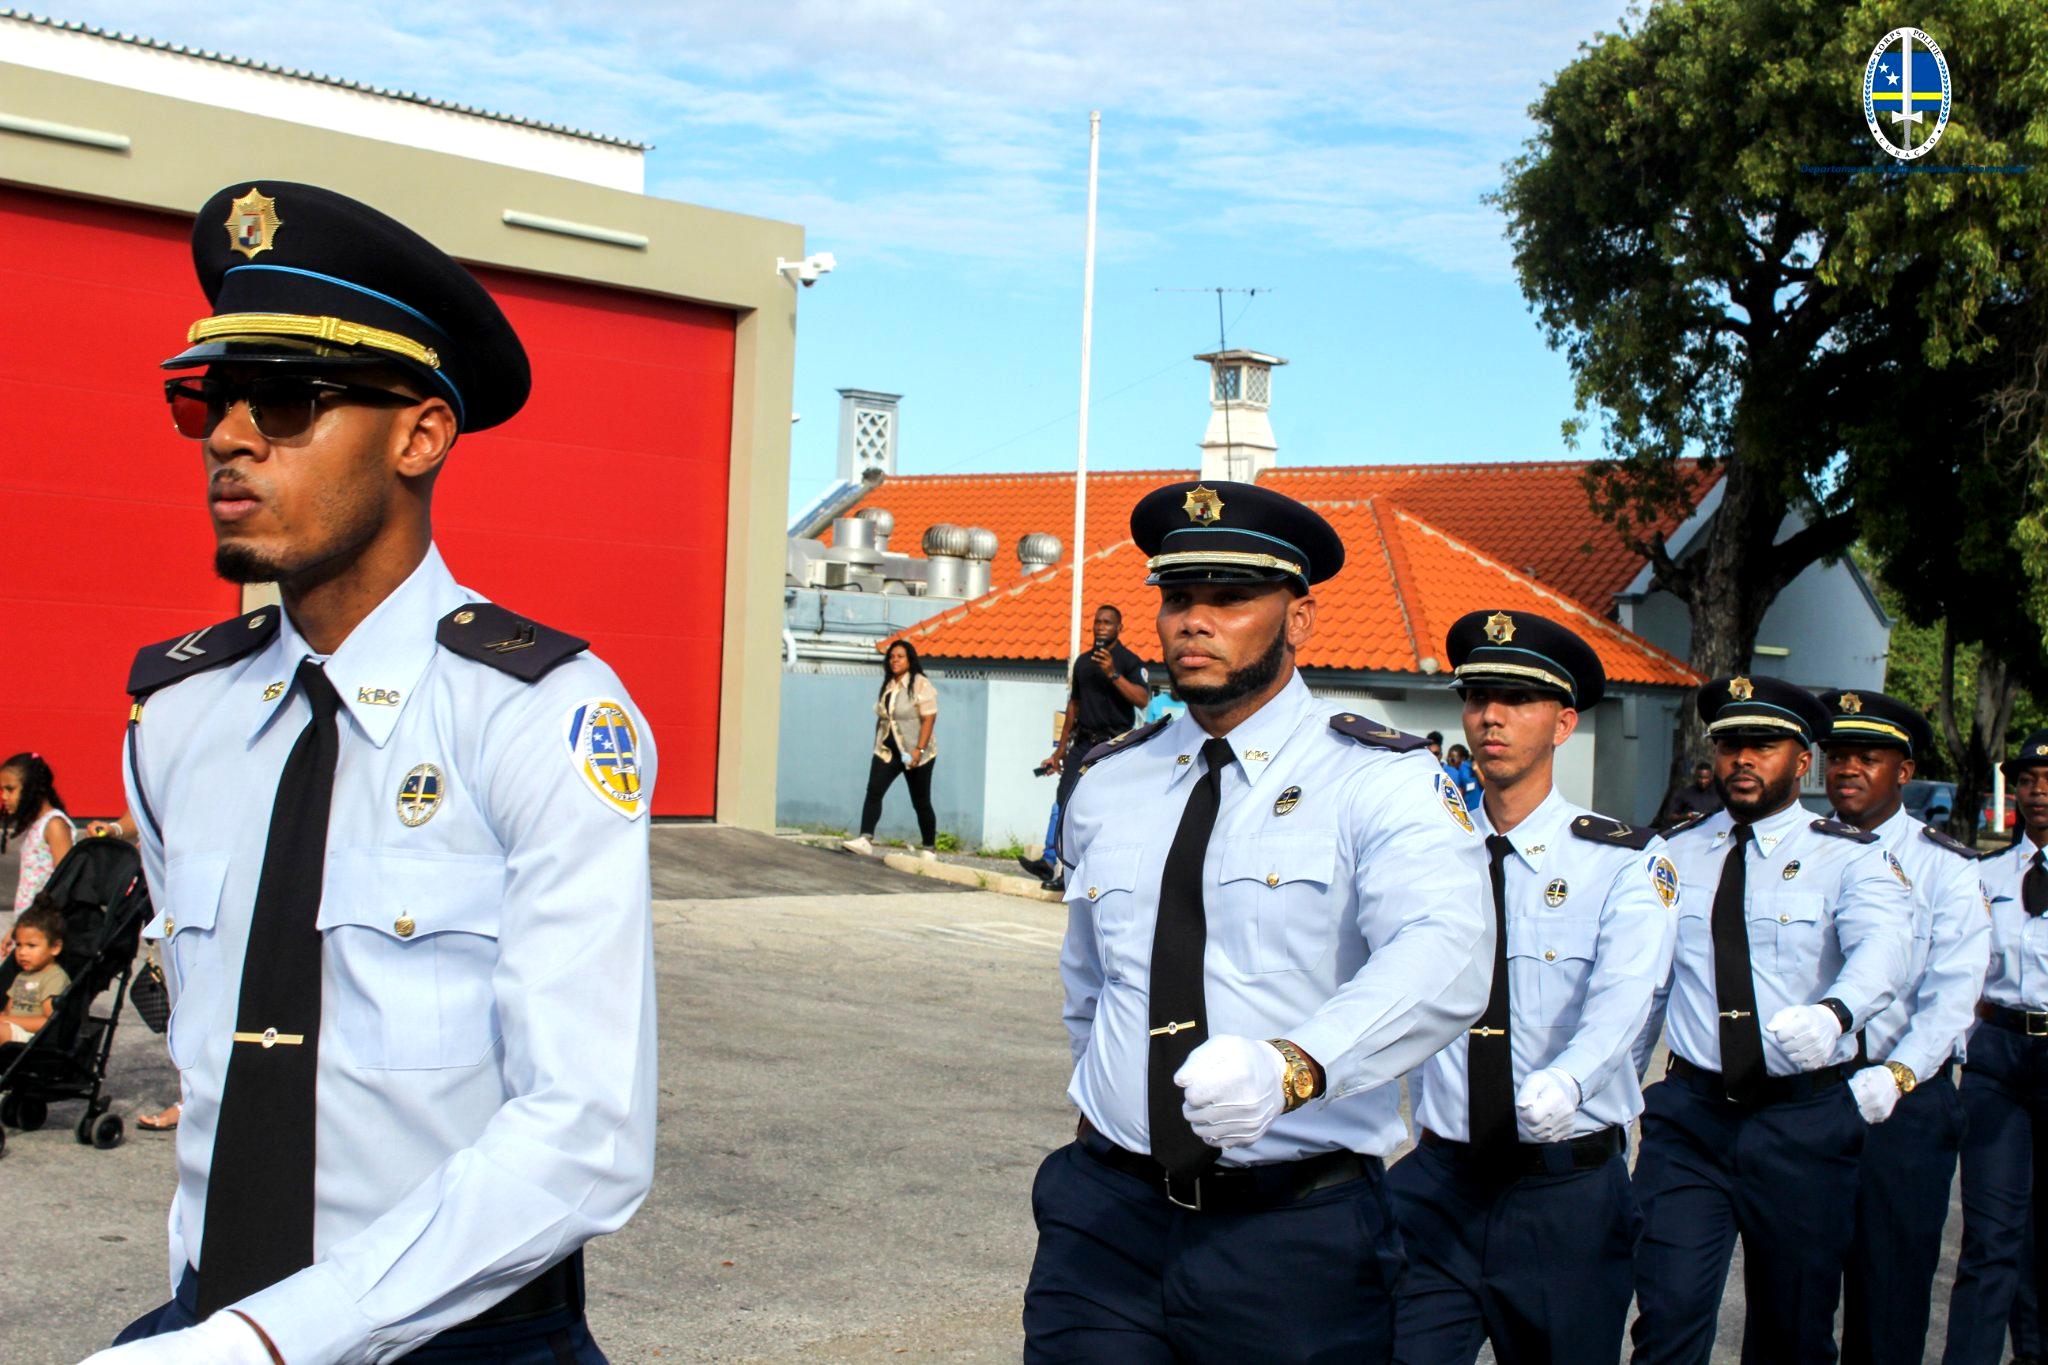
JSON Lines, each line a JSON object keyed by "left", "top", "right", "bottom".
{"left": 876, "top": 852, "right": 1064, "bottom": 903}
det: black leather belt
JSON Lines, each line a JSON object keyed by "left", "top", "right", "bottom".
{"left": 1076, "top": 1117, "right": 1376, "bottom": 1213}
{"left": 1667, "top": 1053, "right": 1851, "bottom": 1105}
{"left": 1418, "top": 1124, "right": 1624, "bottom": 1176}
{"left": 1978, "top": 1001, "right": 2048, "bottom": 1038}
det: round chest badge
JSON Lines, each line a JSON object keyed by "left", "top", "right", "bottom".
{"left": 396, "top": 763, "right": 443, "bottom": 827}
{"left": 1544, "top": 878, "right": 1569, "bottom": 908}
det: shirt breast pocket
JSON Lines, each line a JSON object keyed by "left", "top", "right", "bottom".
{"left": 1070, "top": 844, "right": 1145, "bottom": 980}
{"left": 1218, "top": 831, "right": 1339, "bottom": 975}
{"left": 1507, "top": 914, "right": 1600, "bottom": 1016}
{"left": 318, "top": 851, "right": 506, "bottom": 1070}
{"left": 146, "top": 852, "right": 230, "bottom": 1071}
{"left": 1750, "top": 891, "right": 1827, "bottom": 976}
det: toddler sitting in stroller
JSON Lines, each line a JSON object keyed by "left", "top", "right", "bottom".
{"left": 3, "top": 897, "right": 68, "bottom": 1043}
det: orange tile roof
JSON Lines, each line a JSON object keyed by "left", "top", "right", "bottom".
{"left": 841, "top": 458, "right": 1713, "bottom": 610}
{"left": 888, "top": 498, "right": 1698, "bottom": 691}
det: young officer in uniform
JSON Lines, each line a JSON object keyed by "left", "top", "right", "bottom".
{"left": 86, "top": 182, "right": 656, "bottom": 1365}
{"left": 1629, "top": 676, "right": 1913, "bottom": 1365}
{"left": 1023, "top": 480, "right": 1493, "bottom": 1362}
{"left": 1815, "top": 689, "right": 1989, "bottom": 1365}
{"left": 1389, "top": 609, "right": 1678, "bottom": 1364}
{"left": 1945, "top": 729, "right": 2048, "bottom": 1364}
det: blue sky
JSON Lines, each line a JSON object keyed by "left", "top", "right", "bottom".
{"left": 58, "top": 1, "right": 1631, "bottom": 512}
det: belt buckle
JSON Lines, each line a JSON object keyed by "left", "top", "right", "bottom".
{"left": 2029, "top": 1012, "right": 2048, "bottom": 1038}
{"left": 1164, "top": 1174, "right": 1203, "bottom": 1212}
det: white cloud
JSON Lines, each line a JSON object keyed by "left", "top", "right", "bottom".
{"left": 53, "top": 0, "right": 1625, "bottom": 278}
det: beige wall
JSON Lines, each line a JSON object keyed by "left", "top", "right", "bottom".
{"left": 1, "top": 62, "right": 801, "bottom": 829}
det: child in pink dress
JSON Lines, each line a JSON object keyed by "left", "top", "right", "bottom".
{"left": 2, "top": 752, "right": 73, "bottom": 956}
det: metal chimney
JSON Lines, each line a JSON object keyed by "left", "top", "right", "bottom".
{"left": 854, "top": 506, "right": 894, "bottom": 553}
{"left": 1018, "top": 532, "right": 1062, "bottom": 574}
{"left": 922, "top": 523, "right": 972, "bottom": 599}
{"left": 961, "top": 526, "right": 998, "bottom": 598}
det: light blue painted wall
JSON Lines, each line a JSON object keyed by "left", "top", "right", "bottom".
{"left": 777, "top": 670, "right": 991, "bottom": 845}
{"left": 981, "top": 676, "right": 1068, "bottom": 849}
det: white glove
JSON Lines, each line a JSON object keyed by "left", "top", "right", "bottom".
{"left": 1766, "top": 1003, "right": 1843, "bottom": 1071}
{"left": 81, "top": 1313, "right": 273, "bottom": 1364}
{"left": 1514, "top": 1066, "right": 1582, "bottom": 1144}
{"left": 1175, "top": 1035, "right": 1288, "bottom": 1149}
{"left": 1849, "top": 1065, "right": 1901, "bottom": 1125}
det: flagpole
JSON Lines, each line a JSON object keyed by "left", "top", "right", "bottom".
{"left": 1068, "top": 112, "right": 1101, "bottom": 671}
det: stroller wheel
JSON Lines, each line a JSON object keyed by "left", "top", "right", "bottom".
{"left": 91, "top": 1113, "right": 124, "bottom": 1150}
{"left": 13, "top": 1098, "right": 46, "bottom": 1132}
{"left": 75, "top": 1112, "right": 95, "bottom": 1144}
{"left": 0, "top": 1095, "right": 16, "bottom": 1128}
{"left": 0, "top": 1125, "right": 7, "bottom": 1158}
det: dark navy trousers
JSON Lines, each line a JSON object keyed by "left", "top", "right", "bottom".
{"left": 1385, "top": 1136, "right": 1640, "bottom": 1364}
{"left": 1945, "top": 1023, "right": 2048, "bottom": 1364}
{"left": 1022, "top": 1139, "right": 1405, "bottom": 1363}
{"left": 113, "top": 1266, "right": 606, "bottom": 1363}
{"left": 1840, "top": 1067, "right": 1962, "bottom": 1365}
{"left": 1629, "top": 1066, "right": 1867, "bottom": 1365}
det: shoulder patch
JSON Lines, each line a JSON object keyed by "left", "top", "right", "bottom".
{"left": 1810, "top": 817, "right": 1881, "bottom": 845}
{"left": 567, "top": 697, "right": 647, "bottom": 819}
{"left": 1328, "top": 712, "right": 1430, "bottom": 752}
{"left": 1079, "top": 717, "right": 1170, "bottom": 767}
{"left": 1921, "top": 825, "right": 1981, "bottom": 860}
{"left": 437, "top": 602, "right": 588, "bottom": 683}
{"left": 128, "top": 607, "right": 280, "bottom": 698}
{"left": 1571, "top": 813, "right": 1656, "bottom": 850}
{"left": 1660, "top": 811, "right": 1709, "bottom": 837}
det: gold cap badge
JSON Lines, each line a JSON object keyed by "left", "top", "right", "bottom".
{"left": 226, "top": 188, "right": 282, "bottom": 260}
{"left": 1840, "top": 692, "right": 1862, "bottom": 714}
{"left": 1183, "top": 485, "right": 1225, "bottom": 526}
{"left": 1729, "top": 676, "right": 1754, "bottom": 702}
{"left": 1484, "top": 612, "right": 1516, "bottom": 644}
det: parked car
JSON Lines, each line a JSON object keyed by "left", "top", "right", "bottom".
{"left": 1903, "top": 779, "right": 1956, "bottom": 828}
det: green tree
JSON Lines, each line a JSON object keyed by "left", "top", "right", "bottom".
{"left": 1495, "top": 0, "right": 2048, "bottom": 799}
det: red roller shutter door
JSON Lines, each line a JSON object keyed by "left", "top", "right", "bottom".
{"left": 0, "top": 185, "right": 733, "bottom": 817}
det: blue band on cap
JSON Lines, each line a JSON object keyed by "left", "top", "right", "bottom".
{"left": 1161, "top": 525, "right": 1308, "bottom": 561}
{"left": 1470, "top": 645, "right": 1577, "bottom": 691}
{"left": 1720, "top": 700, "right": 1812, "bottom": 733}
{"left": 225, "top": 264, "right": 453, "bottom": 339}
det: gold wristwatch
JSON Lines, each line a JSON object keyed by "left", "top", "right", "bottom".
{"left": 1884, "top": 1060, "right": 1918, "bottom": 1094}
{"left": 1269, "top": 1039, "right": 1324, "bottom": 1112}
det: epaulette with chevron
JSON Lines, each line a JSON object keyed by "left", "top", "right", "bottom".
{"left": 1079, "top": 718, "right": 1170, "bottom": 768}
{"left": 1571, "top": 813, "right": 1656, "bottom": 850}
{"left": 436, "top": 602, "right": 588, "bottom": 683}
{"left": 1811, "top": 818, "right": 1880, "bottom": 844}
{"left": 1328, "top": 712, "right": 1430, "bottom": 752}
{"left": 127, "top": 607, "right": 281, "bottom": 699}
{"left": 1921, "top": 825, "right": 1981, "bottom": 860}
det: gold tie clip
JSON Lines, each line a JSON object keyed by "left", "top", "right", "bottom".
{"left": 1719, "top": 1010, "right": 1753, "bottom": 1021}
{"left": 231, "top": 1028, "right": 305, "bottom": 1049}
{"left": 1150, "top": 1020, "right": 1198, "bottom": 1037}
{"left": 1469, "top": 1026, "right": 1507, "bottom": 1038}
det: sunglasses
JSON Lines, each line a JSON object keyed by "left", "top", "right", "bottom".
{"left": 163, "top": 375, "right": 421, "bottom": 442}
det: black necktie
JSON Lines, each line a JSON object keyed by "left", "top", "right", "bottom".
{"left": 1709, "top": 824, "right": 1766, "bottom": 1104}
{"left": 1468, "top": 834, "right": 1517, "bottom": 1147}
{"left": 198, "top": 660, "right": 342, "bottom": 1315}
{"left": 2025, "top": 852, "right": 2048, "bottom": 918}
{"left": 1148, "top": 736, "right": 1235, "bottom": 1178}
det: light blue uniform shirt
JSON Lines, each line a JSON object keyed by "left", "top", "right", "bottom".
{"left": 123, "top": 546, "right": 658, "bottom": 1365}
{"left": 1649, "top": 801, "right": 1913, "bottom": 1076}
{"left": 1059, "top": 671, "right": 1494, "bottom": 1163}
{"left": 1979, "top": 835, "right": 2048, "bottom": 1011}
{"left": 1411, "top": 786, "right": 1678, "bottom": 1143}
{"left": 1855, "top": 806, "right": 1990, "bottom": 1078}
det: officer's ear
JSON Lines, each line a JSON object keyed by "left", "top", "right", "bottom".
{"left": 1553, "top": 704, "right": 1579, "bottom": 747}
{"left": 392, "top": 395, "right": 458, "bottom": 483}
{"left": 1285, "top": 589, "right": 1316, "bottom": 650}
{"left": 1793, "top": 746, "right": 1813, "bottom": 779}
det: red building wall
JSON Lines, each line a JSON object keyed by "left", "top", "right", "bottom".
{"left": 0, "top": 185, "right": 733, "bottom": 817}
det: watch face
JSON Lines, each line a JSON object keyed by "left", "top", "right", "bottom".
{"left": 1291, "top": 1069, "right": 1315, "bottom": 1099}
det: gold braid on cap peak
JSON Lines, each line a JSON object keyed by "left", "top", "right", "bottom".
{"left": 187, "top": 313, "right": 441, "bottom": 370}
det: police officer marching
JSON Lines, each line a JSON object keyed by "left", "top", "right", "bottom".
{"left": 1813, "top": 690, "right": 1990, "bottom": 1365}
{"left": 1023, "top": 480, "right": 1493, "bottom": 1362}
{"left": 1629, "top": 676, "right": 1913, "bottom": 1364}
{"left": 1945, "top": 729, "right": 2048, "bottom": 1364}
{"left": 1388, "top": 610, "right": 1678, "bottom": 1364}
{"left": 85, "top": 183, "right": 656, "bottom": 1363}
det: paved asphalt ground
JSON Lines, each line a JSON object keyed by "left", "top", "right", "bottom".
{"left": 3, "top": 826, "right": 1973, "bottom": 1362}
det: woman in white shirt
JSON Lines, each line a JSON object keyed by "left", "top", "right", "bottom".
{"left": 841, "top": 641, "right": 940, "bottom": 858}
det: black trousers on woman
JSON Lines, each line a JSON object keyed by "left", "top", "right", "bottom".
{"left": 860, "top": 738, "right": 937, "bottom": 847}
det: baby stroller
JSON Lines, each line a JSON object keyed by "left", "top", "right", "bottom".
{"left": 0, "top": 836, "right": 151, "bottom": 1157}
